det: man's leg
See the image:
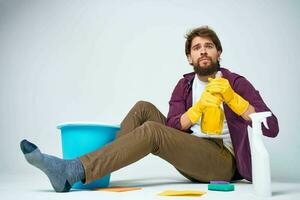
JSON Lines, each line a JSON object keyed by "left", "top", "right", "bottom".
{"left": 116, "top": 100, "right": 166, "bottom": 138}
{"left": 21, "top": 100, "right": 235, "bottom": 192}
{"left": 19, "top": 100, "right": 166, "bottom": 192}
{"left": 80, "top": 121, "right": 236, "bottom": 184}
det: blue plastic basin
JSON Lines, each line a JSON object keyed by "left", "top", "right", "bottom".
{"left": 57, "top": 122, "right": 120, "bottom": 190}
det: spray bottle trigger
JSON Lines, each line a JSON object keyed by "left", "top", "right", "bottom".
{"left": 262, "top": 118, "right": 269, "bottom": 130}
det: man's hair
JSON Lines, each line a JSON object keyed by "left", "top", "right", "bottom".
{"left": 185, "top": 26, "right": 223, "bottom": 56}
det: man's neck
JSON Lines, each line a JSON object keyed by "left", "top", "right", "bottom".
{"left": 196, "top": 71, "right": 218, "bottom": 82}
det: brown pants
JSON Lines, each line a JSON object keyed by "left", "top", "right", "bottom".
{"left": 79, "top": 101, "right": 236, "bottom": 183}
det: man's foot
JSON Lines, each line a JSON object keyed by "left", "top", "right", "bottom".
{"left": 20, "top": 139, "right": 85, "bottom": 192}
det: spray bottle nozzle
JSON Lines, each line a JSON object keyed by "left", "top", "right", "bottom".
{"left": 249, "top": 111, "right": 272, "bottom": 130}
{"left": 215, "top": 71, "right": 222, "bottom": 78}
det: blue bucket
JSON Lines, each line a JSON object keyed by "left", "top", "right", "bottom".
{"left": 57, "top": 122, "right": 120, "bottom": 190}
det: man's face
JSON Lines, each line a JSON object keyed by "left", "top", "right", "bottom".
{"left": 187, "top": 36, "right": 221, "bottom": 76}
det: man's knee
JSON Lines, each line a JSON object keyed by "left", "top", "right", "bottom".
{"left": 134, "top": 100, "right": 156, "bottom": 111}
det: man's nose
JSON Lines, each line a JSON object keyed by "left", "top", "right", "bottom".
{"left": 200, "top": 47, "right": 207, "bottom": 56}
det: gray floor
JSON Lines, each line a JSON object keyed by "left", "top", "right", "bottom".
{"left": 3, "top": 156, "right": 300, "bottom": 200}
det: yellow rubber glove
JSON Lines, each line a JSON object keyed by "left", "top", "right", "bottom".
{"left": 206, "top": 77, "right": 249, "bottom": 115}
{"left": 187, "top": 91, "right": 222, "bottom": 124}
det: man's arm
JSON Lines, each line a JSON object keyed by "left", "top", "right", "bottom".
{"left": 166, "top": 78, "right": 190, "bottom": 131}
{"left": 233, "top": 77, "right": 279, "bottom": 137}
{"left": 181, "top": 96, "right": 256, "bottom": 130}
{"left": 205, "top": 75, "right": 278, "bottom": 137}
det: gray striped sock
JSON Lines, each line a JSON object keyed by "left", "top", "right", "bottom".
{"left": 20, "top": 139, "right": 85, "bottom": 192}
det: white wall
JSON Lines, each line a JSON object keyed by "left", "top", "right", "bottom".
{"left": 0, "top": 0, "right": 299, "bottom": 181}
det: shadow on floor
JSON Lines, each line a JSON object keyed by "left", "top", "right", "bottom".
{"left": 33, "top": 176, "right": 192, "bottom": 193}
{"left": 109, "top": 176, "right": 194, "bottom": 187}
{"left": 272, "top": 187, "right": 300, "bottom": 197}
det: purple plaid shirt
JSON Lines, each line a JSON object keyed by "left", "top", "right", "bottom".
{"left": 166, "top": 67, "right": 279, "bottom": 181}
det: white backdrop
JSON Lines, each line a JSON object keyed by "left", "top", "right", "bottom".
{"left": 0, "top": 0, "right": 299, "bottom": 181}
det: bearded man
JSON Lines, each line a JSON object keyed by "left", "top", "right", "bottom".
{"left": 20, "top": 26, "right": 279, "bottom": 192}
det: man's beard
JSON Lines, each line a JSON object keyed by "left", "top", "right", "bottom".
{"left": 192, "top": 57, "right": 220, "bottom": 76}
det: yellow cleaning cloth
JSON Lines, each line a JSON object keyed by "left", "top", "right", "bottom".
{"left": 94, "top": 186, "right": 142, "bottom": 192}
{"left": 158, "top": 190, "right": 206, "bottom": 196}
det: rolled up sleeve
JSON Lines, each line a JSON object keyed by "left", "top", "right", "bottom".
{"left": 234, "top": 77, "right": 279, "bottom": 137}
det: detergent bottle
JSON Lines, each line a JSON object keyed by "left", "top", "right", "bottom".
{"left": 249, "top": 111, "right": 272, "bottom": 197}
{"left": 201, "top": 71, "right": 224, "bottom": 135}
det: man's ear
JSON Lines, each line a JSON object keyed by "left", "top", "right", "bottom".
{"left": 187, "top": 55, "right": 192, "bottom": 64}
{"left": 217, "top": 51, "right": 222, "bottom": 61}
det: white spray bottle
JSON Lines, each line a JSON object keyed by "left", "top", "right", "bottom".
{"left": 249, "top": 111, "right": 272, "bottom": 197}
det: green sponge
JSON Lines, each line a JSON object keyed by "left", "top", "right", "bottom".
{"left": 208, "top": 183, "right": 235, "bottom": 191}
